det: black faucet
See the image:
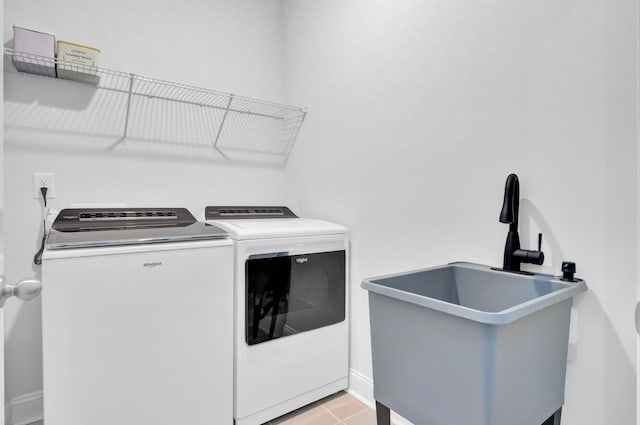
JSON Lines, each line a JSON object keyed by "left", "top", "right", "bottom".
{"left": 499, "top": 173, "right": 544, "bottom": 272}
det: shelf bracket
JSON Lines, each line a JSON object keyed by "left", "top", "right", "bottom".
{"left": 283, "top": 110, "right": 307, "bottom": 163}
{"left": 120, "top": 73, "right": 136, "bottom": 143}
{"left": 213, "top": 94, "right": 234, "bottom": 154}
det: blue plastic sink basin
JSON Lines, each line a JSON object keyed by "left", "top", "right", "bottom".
{"left": 362, "top": 262, "right": 586, "bottom": 325}
{"left": 361, "top": 262, "right": 587, "bottom": 425}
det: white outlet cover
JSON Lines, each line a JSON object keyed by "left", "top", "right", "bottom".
{"left": 33, "top": 172, "right": 56, "bottom": 199}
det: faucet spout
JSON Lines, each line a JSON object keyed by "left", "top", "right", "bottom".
{"left": 498, "top": 173, "right": 544, "bottom": 272}
{"left": 499, "top": 173, "right": 519, "bottom": 231}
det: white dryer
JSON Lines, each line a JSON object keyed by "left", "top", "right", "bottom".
{"left": 205, "top": 206, "right": 349, "bottom": 425}
{"left": 42, "top": 208, "right": 234, "bottom": 425}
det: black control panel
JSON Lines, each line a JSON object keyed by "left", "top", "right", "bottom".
{"left": 52, "top": 208, "right": 197, "bottom": 232}
{"left": 205, "top": 206, "right": 298, "bottom": 220}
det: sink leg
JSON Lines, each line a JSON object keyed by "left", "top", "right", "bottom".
{"left": 542, "top": 407, "right": 562, "bottom": 425}
{"left": 375, "top": 400, "right": 391, "bottom": 425}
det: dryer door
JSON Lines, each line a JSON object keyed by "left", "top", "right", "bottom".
{"left": 245, "top": 250, "right": 345, "bottom": 345}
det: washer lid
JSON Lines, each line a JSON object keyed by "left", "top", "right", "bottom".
{"left": 206, "top": 218, "right": 347, "bottom": 240}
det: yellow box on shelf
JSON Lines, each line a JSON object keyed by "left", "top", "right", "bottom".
{"left": 56, "top": 40, "right": 100, "bottom": 84}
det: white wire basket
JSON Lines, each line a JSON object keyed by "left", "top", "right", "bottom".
{"left": 4, "top": 48, "right": 306, "bottom": 165}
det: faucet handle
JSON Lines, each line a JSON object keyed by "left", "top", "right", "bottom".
{"left": 561, "top": 261, "right": 576, "bottom": 281}
{"left": 537, "top": 233, "right": 543, "bottom": 252}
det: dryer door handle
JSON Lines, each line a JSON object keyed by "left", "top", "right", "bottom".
{"left": 0, "top": 276, "right": 42, "bottom": 307}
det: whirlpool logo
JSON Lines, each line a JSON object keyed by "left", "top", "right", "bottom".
{"left": 143, "top": 261, "right": 163, "bottom": 268}
{"left": 295, "top": 257, "right": 308, "bottom": 264}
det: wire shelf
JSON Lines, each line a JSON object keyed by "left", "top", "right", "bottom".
{"left": 3, "top": 48, "right": 306, "bottom": 165}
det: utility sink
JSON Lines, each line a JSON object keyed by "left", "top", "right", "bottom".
{"left": 363, "top": 262, "right": 586, "bottom": 325}
{"left": 362, "top": 262, "right": 586, "bottom": 425}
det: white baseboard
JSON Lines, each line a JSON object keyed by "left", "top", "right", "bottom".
{"left": 347, "top": 368, "right": 374, "bottom": 404}
{"left": 6, "top": 391, "right": 43, "bottom": 425}
{"left": 348, "top": 368, "right": 414, "bottom": 425}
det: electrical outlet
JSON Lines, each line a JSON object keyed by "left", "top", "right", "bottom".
{"left": 33, "top": 172, "right": 56, "bottom": 199}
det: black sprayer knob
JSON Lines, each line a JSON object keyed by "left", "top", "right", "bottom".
{"left": 561, "top": 261, "right": 576, "bottom": 281}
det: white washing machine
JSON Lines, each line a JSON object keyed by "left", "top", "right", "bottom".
{"left": 205, "top": 206, "right": 349, "bottom": 425}
{"left": 42, "top": 208, "right": 234, "bottom": 425}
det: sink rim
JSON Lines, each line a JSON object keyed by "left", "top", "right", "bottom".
{"left": 361, "top": 261, "right": 587, "bottom": 325}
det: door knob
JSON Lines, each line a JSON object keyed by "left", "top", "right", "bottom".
{"left": 0, "top": 275, "right": 42, "bottom": 307}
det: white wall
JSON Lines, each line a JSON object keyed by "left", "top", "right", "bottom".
{"left": 3, "top": 0, "right": 288, "bottom": 418}
{"left": 283, "top": 1, "right": 638, "bottom": 424}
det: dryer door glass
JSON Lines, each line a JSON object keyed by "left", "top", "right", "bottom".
{"left": 245, "top": 250, "right": 345, "bottom": 345}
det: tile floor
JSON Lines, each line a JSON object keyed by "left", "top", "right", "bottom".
{"left": 266, "top": 391, "right": 377, "bottom": 425}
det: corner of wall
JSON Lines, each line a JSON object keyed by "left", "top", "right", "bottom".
{"left": 348, "top": 368, "right": 413, "bottom": 425}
